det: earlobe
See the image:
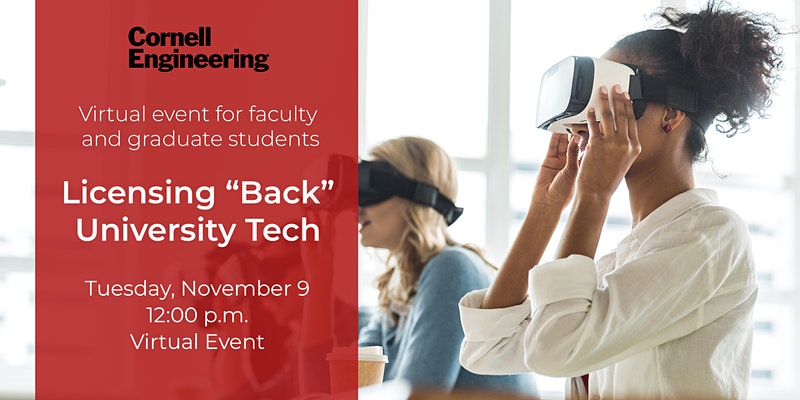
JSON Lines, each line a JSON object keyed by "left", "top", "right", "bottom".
{"left": 664, "top": 107, "right": 687, "bottom": 130}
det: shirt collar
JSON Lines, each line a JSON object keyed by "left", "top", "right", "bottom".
{"left": 630, "top": 188, "right": 718, "bottom": 243}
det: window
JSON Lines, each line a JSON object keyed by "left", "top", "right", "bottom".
{"left": 362, "top": 0, "right": 799, "bottom": 398}
{"left": 0, "top": 1, "right": 34, "bottom": 396}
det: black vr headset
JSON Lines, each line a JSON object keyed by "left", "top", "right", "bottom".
{"left": 535, "top": 56, "right": 711, "bottom": 133}
{"left": 358, "top": 159, "right": 463, "bottom": 226}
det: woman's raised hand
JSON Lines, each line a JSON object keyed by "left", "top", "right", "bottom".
{"left": 532, "top": 132, "right": 580, "bottom": 210}
{"left": 577, "top": 85, "right": 641, "bottom": 199}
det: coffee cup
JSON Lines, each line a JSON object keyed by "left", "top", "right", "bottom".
{"left": 326, "top": 346, "right": 388, "bottom": 393}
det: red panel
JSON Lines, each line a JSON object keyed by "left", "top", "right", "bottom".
{"left": 36, "top": 1, "right": 358, "bottom": 398}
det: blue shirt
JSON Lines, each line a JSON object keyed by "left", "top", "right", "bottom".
{"left": 359, "top": 247, "right": 536, "bottom": 395}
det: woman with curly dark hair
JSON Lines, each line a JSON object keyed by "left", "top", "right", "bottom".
{"left": 458, "top": 1, "right": 792, "bottom": 399}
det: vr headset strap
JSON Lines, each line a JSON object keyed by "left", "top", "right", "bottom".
{"left": 632, "top": 74, "right": 714, "bottom": 131}
{"left": 638, "top": 74, "right": 698, "bottom": 112}
{"left": 365, "top": 168, "right": 463, "bottom": 225}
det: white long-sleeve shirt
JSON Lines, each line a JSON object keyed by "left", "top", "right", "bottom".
{"left": 459, "top": 189, "right": 757, "bottom": 400}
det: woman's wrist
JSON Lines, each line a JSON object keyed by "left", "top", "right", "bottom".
{"left": 555, "top": 193, "right": 611, "bottom": 260}
{"left": 530, "top": 197, "right": 571, "bottom": 216}
{"left": 574, "top": 188, "right": 614, "bottom": 206}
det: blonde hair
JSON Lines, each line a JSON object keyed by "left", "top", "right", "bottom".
{"left": 369, "top": 137, "right": 493, "bottom": 321}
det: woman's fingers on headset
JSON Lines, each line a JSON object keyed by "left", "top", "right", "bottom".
{"left": 612, "top": 84, "right": 630, "bottom": 139}
{"left": 622, "top": 90, "right": 640, "bottom": 145}
{"left": 597, "top": 85, "right": 616, "bottom": 138}
{"left": 587, "top": 85, "right": 640, "bottom": 149}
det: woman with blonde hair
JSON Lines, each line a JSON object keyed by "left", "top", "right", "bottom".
{"left": 358, "top": 136, "right": 534, "bottom": 394}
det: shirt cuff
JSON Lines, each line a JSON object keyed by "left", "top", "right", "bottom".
{"left": 459, "top": 289, "right": 532, "bottom": 342}
{"left": 529, "top": 254, "right": 597, "bottom": 310}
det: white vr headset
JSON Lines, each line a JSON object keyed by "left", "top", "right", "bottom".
{"left": 535, "top": 56, "right": 707, "bottom": 133}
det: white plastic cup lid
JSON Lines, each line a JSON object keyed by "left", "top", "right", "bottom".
{"left": 358, "top": 346, "right": 383, "bottom": 356}
{"left": 326, "top": 346, "right": 388, "bottom": 363}
{"left": 357, "top": 353, "right": 388, "bottom": 363}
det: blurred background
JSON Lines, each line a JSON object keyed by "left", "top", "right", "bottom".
{"left": 1, "top": 0, "right": 797, "bottom": 399}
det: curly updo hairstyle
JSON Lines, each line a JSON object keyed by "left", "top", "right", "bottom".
{"left": 611, "top": 0, "right": 790, "bottom": 162}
